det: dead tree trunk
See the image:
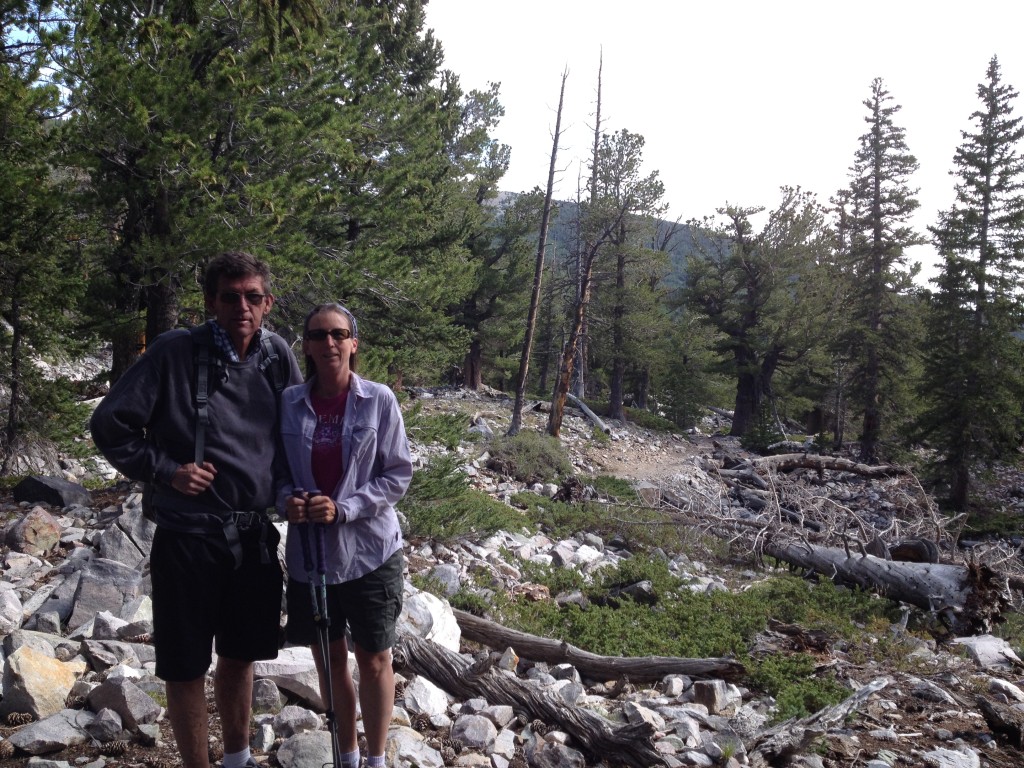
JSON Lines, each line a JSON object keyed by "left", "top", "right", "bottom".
{"left": 763, "top": 541, "right": 1009, "bottom": 635}
{"left": 393, "top": 634, "right": 667, "bottom": 768}
{"left": 508, "top": 68, "right": 567, "bottom": 436}
{"left": 454, "top": 608, "right": 744, "bottom": 682}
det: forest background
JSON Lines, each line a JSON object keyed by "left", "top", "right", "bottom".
{"left": 3, "top": 0, "right": 1024, "bottom": 522}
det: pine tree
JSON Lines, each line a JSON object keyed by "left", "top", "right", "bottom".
{"left": 685, "top": 188, "right": 832, "bottom": 438}
{"left": 839, "top": 78, "right": 924, "bottom": 462}
{"left": 918, "top": 56, "right": 1024, "bottom": 510}
{"left": 0, "top": 7, "right": 89, "bottom": 469}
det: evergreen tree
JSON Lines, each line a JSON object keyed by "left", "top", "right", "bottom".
{"left": 50, "top": 0, "right": 488, "bottom": 385}
{"left": 918, "top": 56, "right": 1024, "bottom": 510}
{"left": 1, "top": 6, "right": 89, "bottom": 469}
{"left": 838, "top": 78, "right": 924, "bottom": 462}
{"left": 685, "top": 188, "right": 832, "bottom": 438}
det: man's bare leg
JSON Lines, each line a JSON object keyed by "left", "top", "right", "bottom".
{"left": 215, "top": 656, "right": 255, "bottom": 755}
{"left": 166, "top": 677, "right": 211, "bottom": 768}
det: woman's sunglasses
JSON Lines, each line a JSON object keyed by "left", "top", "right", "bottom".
{"left": 305, "top": 328, "right": 353, "bottom": 341}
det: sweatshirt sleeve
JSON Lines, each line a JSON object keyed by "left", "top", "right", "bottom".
{"left": 89, "top": 332, "right": 187, "bottom": 485}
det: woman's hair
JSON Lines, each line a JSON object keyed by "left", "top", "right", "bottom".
{"left": 302, "top": 303, "right": 359, "bottom": 379}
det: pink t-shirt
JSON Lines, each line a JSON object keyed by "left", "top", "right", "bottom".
{"left": 311, "top": 391, "right": 347, "bottom": 495}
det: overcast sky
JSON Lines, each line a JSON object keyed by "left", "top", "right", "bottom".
{"left": 425, "top": 0, "right": 1024, "bottom": 281}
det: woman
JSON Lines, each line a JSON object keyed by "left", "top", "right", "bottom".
{"left": 279, "top": 303, "right": 412, "bottom": 768}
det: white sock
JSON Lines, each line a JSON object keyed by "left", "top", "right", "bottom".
{"left": 341, "top": 748, "right": 361, "bottom": 768}
{"left": 366, "top": 755, "right": 385, "bottom": 768}
{"left": 222, "top": 748, "right": 252, "bottom": 768}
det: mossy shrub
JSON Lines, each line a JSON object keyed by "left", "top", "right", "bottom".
{"left": 487, "top": 430, "right": 572, "bottom": 483}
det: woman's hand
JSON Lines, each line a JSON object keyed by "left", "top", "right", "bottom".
{"left": 306, "top": 494, "right": 339, "bottom": 524}
{"left": 288, "top": 491, "right": 338, "bottom": 524}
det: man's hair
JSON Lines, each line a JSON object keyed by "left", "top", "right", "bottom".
{"left": 203, "top": 251, "right": 272, "bottom": 296}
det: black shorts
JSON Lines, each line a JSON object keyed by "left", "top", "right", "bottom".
{"left": 151, "top": 523, "right": 283, "bottom": 682}
{"left": 286, "top": 551, "right": 404, "bottom": 653}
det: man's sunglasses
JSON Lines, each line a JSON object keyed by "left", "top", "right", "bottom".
{"left": 218, "top": 291, "right": 267, "bottom": 305}
{"left": 305, "top": 328, "right": 353, "bottom": 341}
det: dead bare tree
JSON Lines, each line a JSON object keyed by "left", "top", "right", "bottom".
{"left": 508, "top": 68, "right": 568, "bottom": 436}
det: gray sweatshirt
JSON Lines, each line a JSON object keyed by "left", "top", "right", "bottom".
{"left": 91, "top": 326, "right": 301, "bottom": 529}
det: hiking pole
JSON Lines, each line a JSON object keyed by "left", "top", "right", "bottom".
{"left": 294, "top": 489, "right": 344, "bottom": 768}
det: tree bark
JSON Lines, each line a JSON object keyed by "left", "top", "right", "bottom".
{"left": 393, "top": 633, "right": 668, "bottom": 768}
{"left": 762, "top": 541, "right": 1009, "bottom": 635}
{"left": 508, "top": 69, "right": 566, "bottom": 436}
{"left": 453, "top": 608, "right": 744, "bottom": 682}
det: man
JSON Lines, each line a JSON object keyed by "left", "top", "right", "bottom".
{"left": 91, "top": 252, "right": 302, "bottom": 768}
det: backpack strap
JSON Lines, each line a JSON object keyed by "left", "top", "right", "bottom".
{"left": 258, "top": 333, "right": 288, "bottom": 394}
{"left": 190, "top": 325, "right": 214, "bottom": 465}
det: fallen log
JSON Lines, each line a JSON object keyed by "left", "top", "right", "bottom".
{"left": 566, "top": 393, "right": 611, "bottom": 435}
{"left": 393, "top": 634, "right": 667, "bottom": 768}
{"left": 763, "top": 540, "right": 1009, "bottom": 635}
{"left": 454, "top": 608, "right": 745, "bottom": 682}
{"left": 747, "top": 677, "right": 890, "bottom": 767}
{"left": 752, "top": 453, "right": 909, "bottom": 477}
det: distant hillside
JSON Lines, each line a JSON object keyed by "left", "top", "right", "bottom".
{"left": 498, "top": 192, "right": 715, "bottom": 289}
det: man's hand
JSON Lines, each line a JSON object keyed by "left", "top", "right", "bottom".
{"left": 170, "top": 462, "right": 217, "bottom": 495}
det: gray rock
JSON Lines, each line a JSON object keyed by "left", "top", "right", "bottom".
{"left": 85, "top": 677, "right": 161, "bottom": 729}
{"left": 0, "top": 589, "right": 23, "bottom": 634}
{"left": 67, "top": 559, "right": 144, "bottom": 632}
{"left": 98, "top": 508, "right": 155, "bottom": 568}
{"left": 7, "top": 507, "right": 62, "bottom": 557}
{"left": 403, "top": 675, "right": 450, "bottom": 717}
{"left": 25, "top": 573, "right": 79, "bottom": 627}
{"left": 384, "top": 726, "right": 444, "bottom": 768}
{"left": 427, "top": 564, "right": 461, "bottom": 597}
{"left": 0, "top": 645, "right": 82, "bottom": 719}
{"left": 526, "top": 740, "right": 586, "bottom": 768}
{"left": 253, "top": 648, "right": 324, "bottom": 710}
{"left": 8, "top": 709, "right": 95, "bottom": 755}
{"left": 79, "top": 639, "right": 141, "bottom": 672}
{"left": 13, "top": 477, "right": 91, "bottom": 509}
{"left": 273, "top": 704, "right": 321, "bottom": 737}
{"left": 84, "top": 707, "right": 124, "bottom": 743}
{"left": 276, "top": 730, "right": 333, "bottom": 768}
{"left": 34, "top": 612, "right": 61, "bottom": 636}
{"left": 252, "top": 678, "right": 284, "bottom": 713}
{"left": 451, "top": 713, "right": 497, "bottom": 750}
{"left": 919, "top": 745, "right": 981, "bottom": 767}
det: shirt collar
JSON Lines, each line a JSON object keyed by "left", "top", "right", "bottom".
{"left": 207, "top": 320, "right": 263, "bottom": 362}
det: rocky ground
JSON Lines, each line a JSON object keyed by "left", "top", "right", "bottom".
{"left": 1, "top": 388, "right": 1024, "bottom": 767}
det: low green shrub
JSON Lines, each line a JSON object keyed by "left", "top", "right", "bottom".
{"left": 749, "top": 653, "right": 849, "bottom": 720}
{"left": 487, "top": 430, "right": 572, "bottom": 483}
{"left": 401, "top": 454, "right": 527, "bottom": 541}
{"left": 404, "top": 401, "right": 477, "bottom": 450}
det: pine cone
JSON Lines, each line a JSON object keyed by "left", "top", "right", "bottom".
{"left": 0, "top": 740, "right": 14, "bottom": 758}
{"left": 394, "top": 680, "right": 406, "bottom": 700}
{"left": 101, "top": 740, "right": 129, "bottom": 756}
{"left": 412, "top": 712, "right": 431, "bottom": 732}
{"left": 440, "top": 745, "right": 457, "bottom": 766}
{"left": 509, "top": 754, "right": 528, "bottom": 768}
{"left": 530, "top": 718, "right": 548, "bottom": 735}
{"left": 441, "top": 736, "right": 463, "bottom": 755}
{"left": 65, "top": 693, "right": 86, "bottom": 709}
{"left": 5, "top": 712, "right": 32, "bottom": 726}
{"left": 125, "top": 632, "right": 153, "bottom": 644}
{"left": 514, "top": 709, "right": 530, "bottom": 726}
